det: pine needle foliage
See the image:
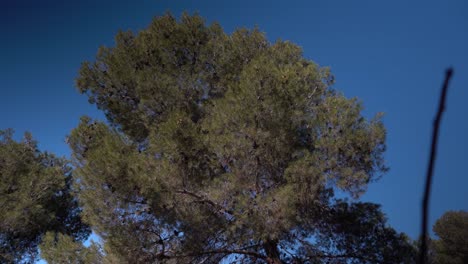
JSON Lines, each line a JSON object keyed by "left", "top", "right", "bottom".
{"left": 67, "top": 13, "right": 415, "bottom": 263}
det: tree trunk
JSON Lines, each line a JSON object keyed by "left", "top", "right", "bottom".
{"left": 263, "top": 239, "right": 283, "bottom": 264}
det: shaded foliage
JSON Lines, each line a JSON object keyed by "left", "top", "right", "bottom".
{"left": 0, "top": 130, "right": 89, "bottom": 263}
{"left": 430, "top": 210, "right": 468, "bottom": 264}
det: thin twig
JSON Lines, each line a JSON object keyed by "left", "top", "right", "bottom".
{"left": 419, "top": 68, "right": 453, "bottom": 264}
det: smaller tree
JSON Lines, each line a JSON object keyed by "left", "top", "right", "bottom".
{"left": 0, "top": 129, "right": 89, "bottom": 263}
{"left": 431, "top": 210, "right": 468, "bottom": 264}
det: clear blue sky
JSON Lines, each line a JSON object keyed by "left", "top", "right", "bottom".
{"left": 1, "top": 0, "right": 467, "bottom": 241}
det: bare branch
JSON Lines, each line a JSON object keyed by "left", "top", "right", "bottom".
{"left": 419, "top": 68, "right": 454, "bottom": 264}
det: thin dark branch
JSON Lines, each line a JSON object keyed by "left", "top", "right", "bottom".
{"left": 304, "top": 253, "right": 378, "bottom": 263}
{"left": 161, "top": 247, "right": 266, "bottom": 261}
{"left": 175, "top": 189, "right": 234, "bottom": 215}
{"left": 419, "top": 68, "right": 453, "bottom": 264}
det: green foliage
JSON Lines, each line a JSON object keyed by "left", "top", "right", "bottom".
{"left": 68, "top": 13, "right": 412, "bottom": 263}
{"left": 430, "top": 210, "right": 468, "bottom": 264}
{"left": 0, "top": 130, "right": 89, "bottom": 263}
{"left": 40, "top": 232, "right": 102, "bottom": 264}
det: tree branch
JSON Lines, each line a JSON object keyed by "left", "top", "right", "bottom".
{"left": 419, "top": 68, "right": 453, "bottom": 264}
{"left": 175, "top": 189, "right": 234, "bottom": 215}
{"left": 301, "top": 251, "right": 379, "bottom": 263}
{"left": 166, "top": 248, "right": 266, "bottom": 261}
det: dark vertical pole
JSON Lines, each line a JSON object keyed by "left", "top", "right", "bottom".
{"left": 419, "top": 68, "right": 453, "bottom": 264}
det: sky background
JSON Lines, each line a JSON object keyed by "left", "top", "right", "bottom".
{"left": 1, "top": 0, "right": 467, "bottom": 248}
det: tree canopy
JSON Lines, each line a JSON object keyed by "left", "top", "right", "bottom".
{"left": 62, "top": 13, "right": 416, "bottom": 263}
{"left": 0, "top": 12, "right": 427, "bottom": 264}
{"left": 0, "top": 130, "right": 89, "bottom": 263}
{"left": 430, "top": 210, "right": 468, "bottom": 264}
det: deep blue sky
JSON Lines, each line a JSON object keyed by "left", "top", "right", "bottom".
{"left": 1, "top": 0, "right": 467, "bottom": 240}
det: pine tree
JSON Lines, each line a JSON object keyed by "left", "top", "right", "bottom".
{"left": 430, "top": 210, "right": 468, "bottom": 264}
{"left": 66, "top": 13, "right": 415, "bottom": 263}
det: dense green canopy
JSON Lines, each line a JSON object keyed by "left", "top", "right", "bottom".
{"left": 63, "top": 13, "right": 416, "bottom": 263}
{"left": 0, "top": 130, "right": 89, "bottom": 263}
